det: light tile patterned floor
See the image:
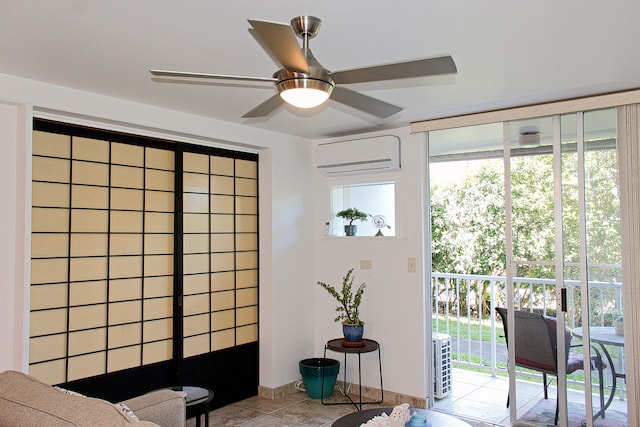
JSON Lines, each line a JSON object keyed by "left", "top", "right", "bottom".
{"left": 190, "top": 391, "right": 486, "bottom": 427}
{"left": 189, "top": 392, "right": 374, "bottom": 427}
{"left": 189, "top": 368, "right": 627, "bottom": 426}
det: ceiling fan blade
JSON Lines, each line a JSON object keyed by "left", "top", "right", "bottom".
{"left": 150, "top": 69, "right": 276, "bottom": 83}
{"left": 331, "top": 86, "right": 402, "bottom": 119}
{"left": 242, "top": 94, "right": 284, "bottom": 118}
{"left": 330, "top": 55, "right": 457, "bottom": 84}
{"left": 247, "top": 19, "right": 309, "bottom": 73}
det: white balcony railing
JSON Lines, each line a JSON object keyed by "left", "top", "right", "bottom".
{"left": 431, "top": 272, "right": 624, "bottom": 393}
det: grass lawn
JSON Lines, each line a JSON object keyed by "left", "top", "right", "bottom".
{"left": 433, "top": 314, "right": 506, "bottom": 344}
{"left": 433, "top": 314, "right": 621, "bottom": 359}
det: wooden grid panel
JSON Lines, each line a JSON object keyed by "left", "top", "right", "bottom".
{"left": 182, "top": 153, "right": 259, "bottom": 358}
{"left": 30, "top": 130, "right": 175, "bottom": 383}
{"left": 30, "top": 125, "right": 259, "bottom": 386}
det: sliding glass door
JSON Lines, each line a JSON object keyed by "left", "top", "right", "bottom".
{"left": 505, "top": 109, "right": 622, "bottom": 426}
{"left": 428, "top": 107, "right": 625, "bottom": 426}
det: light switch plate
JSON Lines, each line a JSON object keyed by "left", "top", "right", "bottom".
{"left": 408, "top": 257, "right": 416, "bottom": 273}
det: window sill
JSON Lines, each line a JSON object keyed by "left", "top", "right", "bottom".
{"left": 319, "top": 235, "right": 406, "bottom": 240}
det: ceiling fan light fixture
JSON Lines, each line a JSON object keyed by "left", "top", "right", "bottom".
{"left": 277, "top": 78, "right": 334, "bottom": 109}
{"left": 280, "top": 87, "right": 329, "bottom": 108}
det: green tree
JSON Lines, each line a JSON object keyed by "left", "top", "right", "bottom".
{"left": 431, "top": 160, "right": 505, "bottom": 314}
{"left": 431, "top": 147, "right": 621, "bottom": 317}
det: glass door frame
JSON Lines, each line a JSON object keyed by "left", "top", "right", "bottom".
{"left": 503, "top": 113, "right": 601, "bottom": 426}
{"left": 422, "top": 94, "right": 634, "bottom": 425}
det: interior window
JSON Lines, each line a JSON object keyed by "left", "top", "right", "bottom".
{"left": 330, "top": 181, "right": 395, "bottom": 237}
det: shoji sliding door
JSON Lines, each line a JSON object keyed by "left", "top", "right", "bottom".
{"left": 179, "top": 147, "right": 259, "bottom": 406}
{"left": 29, "top": 120, "right": 258, "bottom": 405}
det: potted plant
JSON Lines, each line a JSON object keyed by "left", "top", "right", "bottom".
{"left": 336, "top": 207, "right": 368, "bottom": 236}
{"left": 605, "top": 308, "right": 624, "bottom": 336}
{"left": 317, "top": 268, "right": 367, "bottom": 344}
{"left": 614, "top": 315, "right": 624, "bottom": 336}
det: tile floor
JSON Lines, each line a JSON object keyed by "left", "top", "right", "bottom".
{"left": 187, "top": 389, "right": 485, "bottom": 427}
{"left": 189, "top": 392, "right": 358, "bottom": 427}
{"left": 188, "top": 368, "right": 627, "bottom": 426}
{"left": 433, "top": 368, "right": 540, "bottom": 425}
{"left": 432, "top": 368, "right": 628, "bottom": 426}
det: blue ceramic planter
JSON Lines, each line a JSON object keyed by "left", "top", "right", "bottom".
{"left": 342, "top": 323, "right": 364, "bottom": 342}
{"left": 344, "top": 225, "right": 357, "bottom": 236}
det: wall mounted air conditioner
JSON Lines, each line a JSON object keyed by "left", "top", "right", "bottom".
{"left": 316, "top": 135, "right": 401, "bottom": 176}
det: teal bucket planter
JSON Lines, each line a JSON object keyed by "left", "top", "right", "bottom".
{"left": 299, "top": 358, "right": 339, "bottom": 399}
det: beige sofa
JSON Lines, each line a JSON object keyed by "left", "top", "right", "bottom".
{"left": 0, "top": 370, "right": 186, "bottom": 427}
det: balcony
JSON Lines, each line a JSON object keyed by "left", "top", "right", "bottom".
{"left": 430, "top": 272, "right": 627, "bottom": 426}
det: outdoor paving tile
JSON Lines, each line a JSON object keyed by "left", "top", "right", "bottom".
{"left": 492, "top": 396, "right": 542, "bottom": 427}
{"left": 516, "top": 394, "right": 543, "bottom": 414}
{"left": 448, "top": 398, "right": 510, "bottom": 425}
{"left": 432, "top": 399, "right": 457, "bottom": 414}
{"left": 482, "top": 376, "right": 509, "bottom": 392}
{"left": 452, "top": 369, "right": 495, "bottom": 387}
{"left": 464, "top": 387, "right": 510, "bottom": 405}
{"left": 606, "top": 397, "right": 627, "bottom": 413}
{"left": 505, "top": 387, "right": 544, "bottom": 405}
{"left": 450, "top": 380, "right": 490, "bottom": 398}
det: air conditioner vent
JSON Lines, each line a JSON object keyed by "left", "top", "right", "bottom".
{"left": 316, "top": 135, "right": 400, "bottom": 176}
{"left": 433, "top": 333, "right": 452, "bottom": 399}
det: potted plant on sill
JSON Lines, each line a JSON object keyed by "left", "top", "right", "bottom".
{"left": 336, "top": 207, "right": 368, "bottom": 236}
{"left": 317, "top": 268, "right": 367, "bottom": 345}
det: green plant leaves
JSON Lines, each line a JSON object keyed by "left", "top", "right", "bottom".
{"left": 317, "top": 268, "right": 366, "bottom": 325}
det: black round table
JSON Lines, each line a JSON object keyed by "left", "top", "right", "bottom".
{"left": 331, "top": 407, "right": 472, "bottom": 427}
{"left": 170, "top": 386, "right": 214, "bottom": 427}
{"left": 322, "top": 338, "right": 383, "bottom": 411}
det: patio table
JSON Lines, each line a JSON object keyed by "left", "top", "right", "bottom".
{"left": 572, "top": 326, "right": 625, "bottom": 419}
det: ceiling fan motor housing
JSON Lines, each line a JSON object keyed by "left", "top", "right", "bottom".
{"left": 274, "top": 48, "right": 335, "bottom": 98}
{"left": 290, "top": 16, "right": 322, "bottom": 39}
{"left": 274, "top": 68, "right": 335, "bottom": 96}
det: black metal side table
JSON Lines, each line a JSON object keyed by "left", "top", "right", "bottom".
{"left": 170, "top": 386, "right": 214, "bottom": 427}
{"left": 322, "top": 338, "right": 383, "bottom": 411}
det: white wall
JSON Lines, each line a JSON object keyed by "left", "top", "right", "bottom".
{"left": 312, "top": 128, "right": 430, "bottom": 400}
{"left": 0, "top": 101, "right": 31, "bottom": 372}
{"left": 0, "top": 72, "right": 430, "bottom": 400}
{"left": 0, "top": 73, "right": 315, "bottom": 391}
{"left": 258, "top": 141, "right": 316, "bottom": 388}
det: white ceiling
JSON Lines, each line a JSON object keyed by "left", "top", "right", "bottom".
{"left": 1, "top": 0, "right": 640, "bottom": 140}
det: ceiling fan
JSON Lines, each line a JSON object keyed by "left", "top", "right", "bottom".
{"left": 150, "top": 16, "right": 457, "bottom": 119}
